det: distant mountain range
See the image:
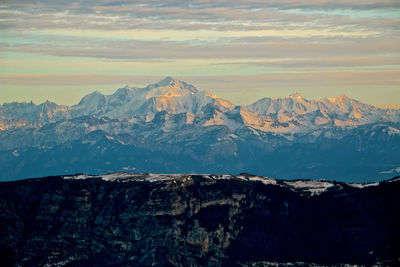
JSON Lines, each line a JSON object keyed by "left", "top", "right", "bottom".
{"left": 1, "top": 77, "right": 399, "bottom": 181}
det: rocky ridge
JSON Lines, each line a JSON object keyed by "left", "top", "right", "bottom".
{"left": 0, "top": 173, "right": 399, "bottom": 266}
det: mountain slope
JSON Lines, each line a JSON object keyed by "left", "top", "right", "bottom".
{"left": 1, "top": 174, "right": 399, "bottom": 266}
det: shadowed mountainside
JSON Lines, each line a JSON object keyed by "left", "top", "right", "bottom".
{"left": 1, "top": 173, "right": 399, "bottom": 266}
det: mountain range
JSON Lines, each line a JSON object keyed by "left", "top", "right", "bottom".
{"left": 1, "top": 77, "right": 399, "bottom": 181}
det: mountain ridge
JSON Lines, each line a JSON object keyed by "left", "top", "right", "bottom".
{"left": 0, "top": 77, "right": 399, "bottom": 181}
{"left": 1, "top": 77, "right": 399, "bottom": 132}
{"left": 1, "top": 173, "right": 399, "bottom": 266}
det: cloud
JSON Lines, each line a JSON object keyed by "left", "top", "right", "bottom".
{"left": 2, "top": 71, "right": 400, "bottom": 87}
{"left": 212, "top": 57, "right": 400, "bottom": 69}
{"left": 34, "top": 28, "right": 379, "bottom": 43}
{"left": 1, "top": 1, "right": 399, "bottom": 33}
{"left": 1, "top": 36, "right": 399, "bottom": 61}
{"left": 0, "top": 74, "right": 162, "bottom": 86}
{"left": 3, "top": 0, "right": 400, "bottom": 9}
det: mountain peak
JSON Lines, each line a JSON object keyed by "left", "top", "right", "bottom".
{"left": 156, "top": 76, "right": 178, "bottom": 87}
{"left": 204, "top": 90, "right": 218, "bottom": 98}
{"left": 288, "top": 93, "right": 304, "bottom": 100}
{"left": 325, "top": 94, "right": 350, "bottom": 103}
{"left": 145, "top": 77, "right": 198, "bottom": 97}
{"left": 113, "top": 86, "right": 137, "bottom": 98}
{"left": 40, "top": 100, "right": 59, "bottom": 108}
{"left": 76, "top": 90, "right": 106, "bottom": 107}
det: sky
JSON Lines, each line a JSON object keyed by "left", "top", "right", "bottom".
{"left": 0, "top": 0, "right": 400, "bottom": 107}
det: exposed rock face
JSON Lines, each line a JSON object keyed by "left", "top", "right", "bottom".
{"left": 0, "top": 174, "right": 399, "bottom": 266}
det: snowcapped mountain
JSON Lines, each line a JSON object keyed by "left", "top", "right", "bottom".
{"left": 246, "top": 93, "right": 400, "bottom": 132}
{"left": 0, "top": 100, "right": 71, "bottom": 130}
{"left": 1, "top": 77, "right": 398, "bottom": 132}
{"left": 71, "top": 77, "right": 235, "bottom": 120}
{"left": 0, "top": 77, "right": 399, "bottom": 181}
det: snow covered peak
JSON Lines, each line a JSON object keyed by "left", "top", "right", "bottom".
{"left": 288, "top": 93, "right": 304, "bottom": 100}
{"left": 194, "top": 90, "right": 235, "bottom": 112}
{"left": 244, "top": 93, "right": 400, "bottom": 133}
{"left": 0, "top": 99, "right": 71, "bottom": 129}
{"left": 203, "top": 90, "right": 218, "bottom": 98}
{"left": 155, "top": 76, "right": 176, "bottom": 86}
{"left": 77, "top": 91, "right": 105, "bottom": 105}
{"left": 248, "top": 94, "right": 314, "bottom": 116}
{"left": 325, "top": 94, "right": 350, "bottom": 103}
{"left": 74, "top": 91, "right": 107, "bottom": 114}
{"left": 1, "top": 78, "right": 399, "bottom": 134}
{"left": 113, "top": 86, "right": 138, "bottom": 99}
{"left": 39, "top": 100, "right": 62, "bottom": 111}
{"left": 144, "top": 77, "right": 198, "bottom": 98}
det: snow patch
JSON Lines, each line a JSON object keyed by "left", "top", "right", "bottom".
{"left": 283, "top": 180, "right": 334, "bottom": 195}
{"left": 348, "top": 182, "right": 380, "bottom": 188}
{"left": 386, "top": 177, "right": 400, "bottom": 183}
{"left": 387, "top": 127, "right": 400, "bottom": 135}
{"left": 64, "top": 174, "right": 96, "bottom": 179}
{"left": 12, "top": 150, "right": 20, "bottom": 157}
{"left": 207, "top": 174, "right": 277, "bottom": 185}
{"left": 63, "top": 173, "right": 191, "bottom": 182}
{"left": 380, "top": 166, "right": 400, "bottom": 174}
{"left": 145, "top": 173, "right": 189, "bottom": 182}
{"left": 247, "top": 176, "right": 277, "bottom": 185}
{"left": 62, "top": 173, "right": 386, "bottom": 194}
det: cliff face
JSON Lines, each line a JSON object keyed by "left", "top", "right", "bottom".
{"left": 0, "top": 174, "right": 399, "bottom": 267}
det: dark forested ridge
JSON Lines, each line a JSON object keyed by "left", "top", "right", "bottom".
{"left": 0, "top": 174, "right": 399, "bottom": 266}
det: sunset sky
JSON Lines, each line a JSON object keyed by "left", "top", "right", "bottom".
{"left": 1, "top": 0, "right": 399, "bottom": 107}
